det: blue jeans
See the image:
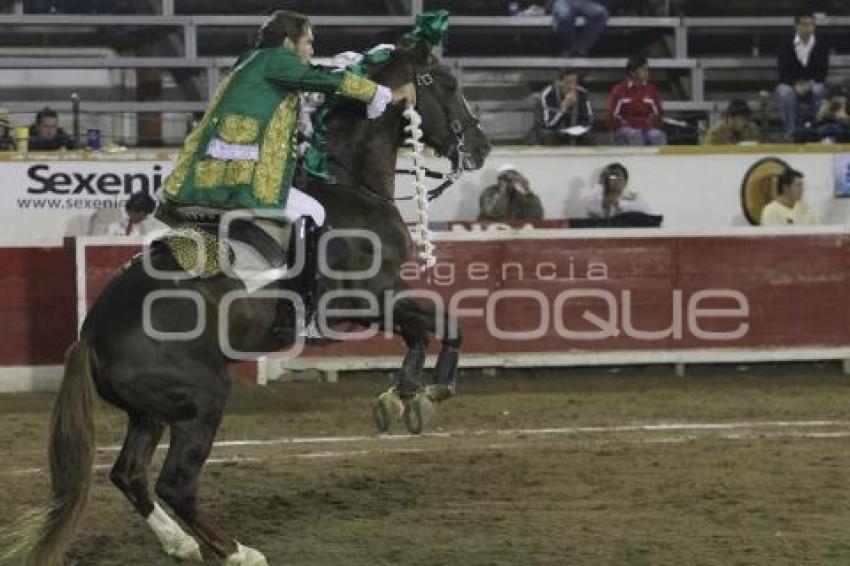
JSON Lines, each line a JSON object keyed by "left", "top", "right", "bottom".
{"left": 776, "top": 82, "right": 826, "bottom": 140}
{"left": 552, "top": 0, "right": 609, "bottom": 56}
{"left": 613, "top": 126, "right": 668, "bottom": 146}
{"left": 817, "top": 122, "right": 850, "bottom": 143}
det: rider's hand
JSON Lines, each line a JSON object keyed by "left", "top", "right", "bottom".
{"left": 391, "top": 83, "right": 417, "bottom": 107}
{"left": 795, "top": 80, "right": 813, "bottom": 97}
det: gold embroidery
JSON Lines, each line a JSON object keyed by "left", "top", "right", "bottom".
{"left": 225, "top": 160, "right": 255, "bottom": 186}
{"left": 194, "top": 160, "right": 225, "bottom": 188}
{"left": 254, "top": 94, "right": 298, "bottom": 206}
{"left": 164, "top": 226, "right": 230, "bottom": 279}
{"left": 219, "top": 114, "right": 260, "bottom": 144}
{"left": 338, "top": 72, "right": 378, "bottom": 103}
{"left": 163, "top": 51, "right": 259, "bottom": 198}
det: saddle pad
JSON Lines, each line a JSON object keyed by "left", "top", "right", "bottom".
{"left": 163, "top": 225, "right": 232, "bottom": 279}
{"left": 162, "top": 224, "right": 286, "bottom": 291}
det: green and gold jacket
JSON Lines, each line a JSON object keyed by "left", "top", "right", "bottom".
{"left": 162, "top": 46, "right": 379, "bottom": 211}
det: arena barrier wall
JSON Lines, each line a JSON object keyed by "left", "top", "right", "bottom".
{"left": 2, "top": 145, "right": 850, "bottom": 245}
{"left": 2, "top": 225, "right": 849, "bottom": 391}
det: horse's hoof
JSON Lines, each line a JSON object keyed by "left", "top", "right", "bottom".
{"left": 224, "top": 543, "right": 268, "bottom": 566}
{"left": 371, "top": 397, "right": 391, "bottom": 433}
{"left": 423, "top": 383, "right": 454, "bottom": 403}
{"left": 147, "top": 503, "right": 203, "bottom": 562}
{"left": 166, "top": 538, "right": 203, "bottom": 562}
{"left": 373, "top": 389, "right": 403, "bottom": 433}
{"left": 403, "top": 391, "right": 436, "bottom": 435}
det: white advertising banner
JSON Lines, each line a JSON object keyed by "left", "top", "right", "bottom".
{"left": 0, "top": 147, "right": 848, "bottom": 245}
{"left": 0, "top": 159, "right": 173, "bottom": 245}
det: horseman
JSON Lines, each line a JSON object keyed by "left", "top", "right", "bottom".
{"left": 158, "top": 9, "right": 416, "bottom": 331}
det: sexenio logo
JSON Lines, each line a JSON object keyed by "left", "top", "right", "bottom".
{"left": 26, "top": 163, "right": 166, "bottom": 196}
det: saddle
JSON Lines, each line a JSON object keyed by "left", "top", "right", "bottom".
{"left": 155, "top": 203, "right": 344, "bottom": 341}
{"left": 156, "top": 204, "right": 290, "bottom": 279}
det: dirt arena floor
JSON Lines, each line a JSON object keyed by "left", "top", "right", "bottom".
{"left": 3, "top": 363, "right": 850, "bottom": 565}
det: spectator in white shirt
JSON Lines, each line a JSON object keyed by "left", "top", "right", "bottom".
{"left": 106, "top": 191, "right": 157, "bottom": 236}
{"left": 585, "top": 162, "right": 650, "bottom": 219}
{"left": 760, "top": 168, "right": 816, "bottom": 226}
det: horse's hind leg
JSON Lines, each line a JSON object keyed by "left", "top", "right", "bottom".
{"left": 109, "top": 413, "right": 203, "bottom": 562}
{"left": 155, "top": 404, "right": 268, "bottom": 566}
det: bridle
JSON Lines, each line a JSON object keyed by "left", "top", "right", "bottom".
{"left": 394, "top": 70, "right": 480, "bottom": 201}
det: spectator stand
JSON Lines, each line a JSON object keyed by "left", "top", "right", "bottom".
{"left": 0, "top": 6, "right": 849, "bottom": 144}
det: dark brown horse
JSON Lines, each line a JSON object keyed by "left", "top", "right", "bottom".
{"left": 9, "top": 39, "right": 489, "bottom": 566}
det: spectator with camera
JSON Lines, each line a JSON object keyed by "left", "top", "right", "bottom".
{"left": 584, "top": 162, "right": 650, "bottom": 219}
{"left": 479, "top": 164, "right": 544, "bottom": 221}
{"left": 539, "top": 68, "right": 593, "bottom": 145}
{"left": 760, "top": 168, "right": 816, "bottom": 226}
{"left": 29, "top": 107, "right": 75, "bottom": 151}
{"left": 607, "top": 55, "right": 667, "bottom": 146}
{"left": 776, "top": 14, "right": 830, "bottom": 141}
{"left": 704, "top": 99, "right": 761, "bottom": 145}
{"left": 814, "top": 83, "right": 850, "bottom": 143}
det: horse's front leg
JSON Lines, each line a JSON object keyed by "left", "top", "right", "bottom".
{"left": 428, "top": 312, "right": 463, "bottom": 400}
{"left": 372, "top": 297, "right": 431, "bottom": 433}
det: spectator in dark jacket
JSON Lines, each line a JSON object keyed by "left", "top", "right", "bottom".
{"left": 539, "top": 68, "right": 593, "bottom": 145}
{"left": 776, "top": 14, "right": 829, "bottom": 140}
{"left": 0, "top": 108, "right": 16, "bottom": 151}
{"left": 29, "top": 107, "right": 75, "bottom": 151}
{"left": 607, "top": 55, "right": 667, "bottom": 146}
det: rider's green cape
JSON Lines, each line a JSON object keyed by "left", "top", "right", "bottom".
{"left": 162, "top": 46, "right": 379, "bottom": 211}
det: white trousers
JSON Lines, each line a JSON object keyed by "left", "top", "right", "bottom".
{"left": 283, "top": 187, "right": 326, "bottom": 226}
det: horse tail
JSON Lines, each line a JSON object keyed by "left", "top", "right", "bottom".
{"left": 6, "top": 340, "right": 97, "bottom": 566}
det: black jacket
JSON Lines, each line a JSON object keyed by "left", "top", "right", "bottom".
{"left": 777, "top": 37, "right": 829, "bottom": 85}
{"left": 540, "top": 84, "right": 593, "bottom": 133}
{"left": 28, "top": 126, "right": 75, "bottom": 151}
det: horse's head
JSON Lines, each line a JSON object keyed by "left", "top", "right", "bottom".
{"left": 386, "top": 39, "right": 491, "bottom": 171}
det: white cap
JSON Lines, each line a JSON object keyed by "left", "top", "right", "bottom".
{"left": 497, "top": 163, "right": 518, "bottom": 175}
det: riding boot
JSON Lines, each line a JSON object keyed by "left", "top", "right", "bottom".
{"left": 272, "top": 217, "right": 342, "bottom": 340}
{"left": 294, "top": 217, "right": 323, "bottom": 327}
{"left": 272, "top": 218, "right": 318, "bottom": 341}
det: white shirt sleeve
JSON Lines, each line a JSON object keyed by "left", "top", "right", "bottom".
{"left": 105, "top": 221, "right": 125, "bottom": 236}
{"left": 584, "top": 184, "right": 605, "bottom": 218}
{"left": 619, "top": 191, "right": 650, "bottom": 215}
{"left": 367, "top": 85, "right": 393, "bottom": 120}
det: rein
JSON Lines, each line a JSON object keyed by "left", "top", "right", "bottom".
{"left": 393, "top": 166, "right": 461, "bottom": 202}
{"left": 393, "top": 70, "right": 476, "bottom": 202}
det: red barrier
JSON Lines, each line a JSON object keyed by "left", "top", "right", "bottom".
{"left": 1, "top": 231, "right": 849, "bottom": 375}
{"left": 0, "top": 245, "right": 76, "bottom": 365}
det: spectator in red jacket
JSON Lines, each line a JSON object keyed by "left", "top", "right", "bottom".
{"left": 607, "top": 55, "right": 667, "bottom": 146}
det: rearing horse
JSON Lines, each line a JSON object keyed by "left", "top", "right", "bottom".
{"left": 10, "top": 38, "right": 489, "bottom": 566}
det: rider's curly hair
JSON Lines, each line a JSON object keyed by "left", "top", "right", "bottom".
{"left": 255, "top": 10, "right": 310, "bottom": 48}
